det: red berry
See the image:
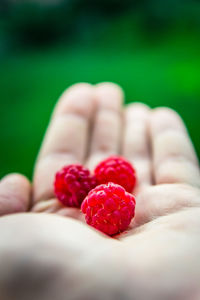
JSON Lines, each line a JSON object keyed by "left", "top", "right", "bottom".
{"left": 54, "top": 164, "right": 97, "bottom": 207}
{"left": 94, "top": 156, "right": 136, "bottom": 193}
{"left": 81, "top": 182, "right": 136, "bottom": 236}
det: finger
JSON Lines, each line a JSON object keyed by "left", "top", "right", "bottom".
{"left": 122, "top": 103, "right": 152, "bottom": 191}
{"left": 0, "top": 173, "right": 31, "bottom": 216}
{"left": 32, "top": 198, "right": 83, "bottom": 221}
{"left": 86, "top": 82, "right": 123, "bottom": 170}
{"left": 33, "top": 83, "right": 96, "bottom": 203}
{"left": 150, "top": 107, "right": 200, "bottom": 187}
{"left": 132, "top": 184, "right": 200, "bottom": 228}
{"left": 32, "top": 199, "right": 63, "bottom": 213}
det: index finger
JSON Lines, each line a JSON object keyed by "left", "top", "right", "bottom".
{"left": 33, "top": 83, "right": 96, "bottom": 204}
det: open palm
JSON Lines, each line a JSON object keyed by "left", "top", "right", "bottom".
{"left": 0, "top": 83, "right": 200, "bottom": 300}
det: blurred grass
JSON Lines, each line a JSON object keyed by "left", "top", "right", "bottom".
{"left": 0, "top": 15, "right": 200, "bottom": 179}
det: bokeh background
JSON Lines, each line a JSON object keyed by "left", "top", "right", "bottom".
{"left": 0, "top": 0, "right": 200, "bottom": 179}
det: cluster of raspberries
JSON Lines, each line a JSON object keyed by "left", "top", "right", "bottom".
{"left": 54, "top": 156, "right": 136, "bottom": 236}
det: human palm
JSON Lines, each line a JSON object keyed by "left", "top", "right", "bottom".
{"left": 0, "top": 83, "right": 200, "bottom": 300}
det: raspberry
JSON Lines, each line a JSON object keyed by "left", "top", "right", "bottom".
{"left": 94, "top": 156, "right": 136, "bottom": 193}
{"left": 81, "top": 182, "right": 136, "bottom": 236}
{"left": 54, "top": 164, "right": 97, "bottom": 207}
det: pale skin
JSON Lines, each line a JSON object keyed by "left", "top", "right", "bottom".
{"left": 0, "top": 83, "right": 200, "bottom": 300}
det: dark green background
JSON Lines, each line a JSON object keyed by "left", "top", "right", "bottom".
{"left": 0, "top": 0, "right": 200, "bottom": 179}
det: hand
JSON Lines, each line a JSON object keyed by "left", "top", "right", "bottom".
{"left": 0, "top": 83, "right": 200, "bottom": 300}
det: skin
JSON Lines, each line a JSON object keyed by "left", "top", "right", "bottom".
{"left": 0, "top": 82, "right": 200, "bottom": 300}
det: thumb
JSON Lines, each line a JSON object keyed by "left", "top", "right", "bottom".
{"left": 0, "top": 174, "right": 31, "bottom": 216}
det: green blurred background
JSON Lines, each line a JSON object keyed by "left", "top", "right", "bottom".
{"left": 0, "top": 0, "right": 200, "bottom": 179}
